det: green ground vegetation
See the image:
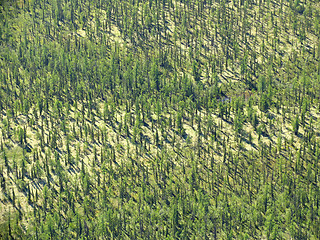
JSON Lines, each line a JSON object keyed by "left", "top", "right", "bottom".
{"left": 1, "top": 0, "right": 320, "bottom": 239}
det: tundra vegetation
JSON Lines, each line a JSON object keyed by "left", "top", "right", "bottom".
{"left": 0, "top": 0, "right": 320, "bottom": 239}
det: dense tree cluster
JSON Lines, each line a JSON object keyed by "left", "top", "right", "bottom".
{"left": 0, "top": 0, "right": 320, "bottom": 239}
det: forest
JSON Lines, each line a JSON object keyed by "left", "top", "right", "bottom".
{"left": 0, "top": 0, "right": 320, "bottom": 238}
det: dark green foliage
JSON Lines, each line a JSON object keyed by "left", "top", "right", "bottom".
{"left": 293, "top": 115, "right": 300, "bottom": 135}
{"left": 0, "top": 0, "right": 320, "bottom": 239}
